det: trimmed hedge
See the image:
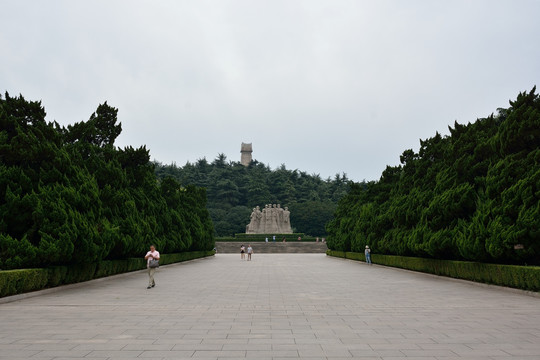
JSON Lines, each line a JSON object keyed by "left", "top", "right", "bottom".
{"left": 327, "top": 250, "right": 540, "bottom": 292}
{"left": 0, "top": 269, "right": 49, "bottom": 298}
{"left": 159, "top": 251, "right": 215, "bottom": 265}
{"left": 219, "top": 234, "right": 319, "bottom": 242}
{"left": 0, "top": 251, "right": 214, "bottom": 298}
{"left": 234, "top": 233, "right": 305, "bottom": 238}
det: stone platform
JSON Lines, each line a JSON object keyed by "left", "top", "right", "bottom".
{"left": 216, "top": 241, "right": 328, "bottom": 253}
{"left": 0, "top": 254, "right": 539, "bottom": 359}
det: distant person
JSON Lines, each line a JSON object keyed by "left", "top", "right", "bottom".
{"left": 272, "top": 235, "right": 276, "bottom": 242}
{"left": 365, "top": 245, "right": 372, "bottom": 265}
{"left": 144, "top": 245, "right": 160, "bottom": 289}
{"left": 297, "top": 236, "right": 301, "bottom": 241}
{"left": 240, "top": 245, "right": 246, "bottom": 260}
{"left": 247, "top": 244, "right": 253, "bottom": 261}
{"left": 265, "top": 237, "right": 268, "bottom": 243}
{"left": 316, "top": 237, "right": 319, "bottom": 242}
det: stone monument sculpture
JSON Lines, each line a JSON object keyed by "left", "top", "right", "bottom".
{"left": 246, "top": 203, "right": 293, "bottom": 234}
{"left": 245, "top": 206, "right": 262, "bottom": 233}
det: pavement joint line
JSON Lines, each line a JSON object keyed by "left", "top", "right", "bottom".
{"left": 1, "top": 254, "right": 539, "bottom": 359}
{"left": 0, "top": 255, "right": 214, "bottom": 304}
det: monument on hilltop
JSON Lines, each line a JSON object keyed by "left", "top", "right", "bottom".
{"left": 240, "top": 143, "right": 252, "bottom": 166}
{"left": 246, "top": 204, "right": 293, "bottom": 234}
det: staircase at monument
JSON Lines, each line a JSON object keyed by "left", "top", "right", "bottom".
{"left": 215, "top": 241, "right": 328, "bottom": 254}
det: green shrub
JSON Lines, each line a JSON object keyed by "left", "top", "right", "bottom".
{"left": 160, "top": 251, "right": 214, "bottom": 265}
{"left": 219, "top": 234, "right": 318, "bottom": 242}
{"left": 327, "top": 250, "right": 540, "bottom": 292}
{"left": 47, "top": 266, "right": 68, "bottom": 287}
{"left": 327, "top": 250, "right": 347, "bottom": 259}
{"left": 0, "top": 269, "right": 49, "bottom": 297}
{"left": 94, "top": 259, "right": 145, "bottom": 278}
{"left": 95, "top": 260, "right": 115, "bottom": 278}
{"left": 215, "top": 237, "right": 237, "bottom": 242}
{"left": 63, "top": 263, "right": 98, "bottom": 284}
{"left": 234, "top": 233, "right": 306, "bottom": 239}
{"left": 127, "top": 258, "right": 146, "bottom": 272}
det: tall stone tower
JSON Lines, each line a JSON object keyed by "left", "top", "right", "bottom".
{"left": 240, "top": 143, "right": 252, "bottom": 166}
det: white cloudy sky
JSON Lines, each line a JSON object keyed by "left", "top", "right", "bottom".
{"left": 2, "top": 0, "right": 539, "bottom": 181}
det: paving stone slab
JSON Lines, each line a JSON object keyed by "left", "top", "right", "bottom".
{"left": 0, "top": 254, "right": 539, "bottom": 359}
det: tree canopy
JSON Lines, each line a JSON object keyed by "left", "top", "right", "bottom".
{"left": 155, "top": 157, "right": 352, "bottom": 237}
{"left": 0, "top": 93, "right": 214, "bottom": 270}
{"left": 327, "top": 87, "right": 540, "bottom": 265}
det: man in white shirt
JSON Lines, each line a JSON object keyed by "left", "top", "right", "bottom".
{"left": 144, "top": 245, "right": 160, "bottom": 289}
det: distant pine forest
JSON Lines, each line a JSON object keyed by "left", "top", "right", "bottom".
{"left": 327, "top": 87, "right": 540, "bottom": 265}
{"left": 154, "top": 158, "right": 351, "bottom": 237}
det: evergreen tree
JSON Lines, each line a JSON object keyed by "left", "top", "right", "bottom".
{"left": 326, "top": 87, "right": 540, "bottom": 265}
{"left": 0, "top": 92, "right": 214, "bottom": 270}
{"left": 154, "top": 159, "right": 351, "bottom": 236}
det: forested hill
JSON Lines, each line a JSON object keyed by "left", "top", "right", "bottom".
{"left": 0, "top": 93, "right": 214, "bottom": 270}
{"left": 154, "top": 158, "right": 351, "bottom": 237}
{"left": 327, "top": 87, "right": 540, "bottom": 265}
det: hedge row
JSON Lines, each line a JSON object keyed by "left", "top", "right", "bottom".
{"left": 0, "top": 251, "right": 214, "bottom": 298}
{"left": 327, "top": 250, "right": 540, "bottom": 292}
{"left": 219, "top": 234, "right": 319, "bottom": 242}
{"left": 234, "top": 233, "right": 305, "bottom": 238}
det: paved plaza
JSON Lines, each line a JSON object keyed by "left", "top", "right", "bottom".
{"left": 1, "top": 254, "right": 539, "bottom": 360}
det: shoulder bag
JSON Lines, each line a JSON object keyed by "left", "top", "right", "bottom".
{"left": 149, "top": 259, "right": 159, "bottom": 268}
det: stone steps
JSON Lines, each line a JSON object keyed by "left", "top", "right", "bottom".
{"left": 215, "top": 241, "right": 328, "bottom": 254}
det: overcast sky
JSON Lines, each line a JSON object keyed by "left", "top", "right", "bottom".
{"left": 2, "top": 0, "right": 539, "bottom": 181}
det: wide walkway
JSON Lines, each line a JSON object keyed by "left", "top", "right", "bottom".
{"left": 1, "top": 254, "right": 539, "bottom": 359}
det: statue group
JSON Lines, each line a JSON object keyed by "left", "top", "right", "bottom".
{"left": 246, "top": 204, "right": 293, "bottom": 234}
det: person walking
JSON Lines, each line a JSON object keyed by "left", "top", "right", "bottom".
{"left": 145, "top": 245, "right": 160, "bottom": 289}
{"left": 365, "top": 245, "right": 372, "bottom": 265}
{"left": 240, "top": 245, "right": 246, "bottom": 260}
{"left": 247, "top": 244, "right": 253, "bottom": 261}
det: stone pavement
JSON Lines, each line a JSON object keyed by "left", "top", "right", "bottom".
{"left": 215, "top": 242, "right": 327, "bottom": 253}
{"left": 0, "top": 254, "right": 539, "bottom": 360}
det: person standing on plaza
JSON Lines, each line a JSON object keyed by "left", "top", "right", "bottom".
{"left": 247, "top": 244, "right": 253, "bottom": 261}
{"left": 240, "top": 245, "right": 246, "bottom": 260}
{"left": 365, "top": 245, "right": 372, "bottom": 265}
{"left": 145, "top": 245, "right": 160, "bottom": 289}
